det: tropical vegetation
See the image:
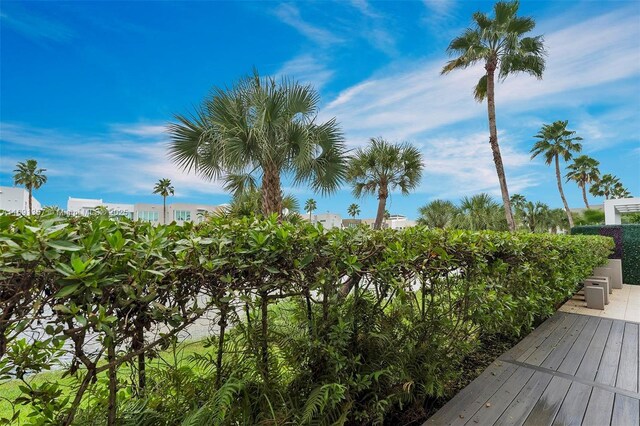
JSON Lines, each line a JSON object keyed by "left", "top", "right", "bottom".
{"left": 152, "top": 178, "right": 174, "bottom": 224}
{"left": 347, "top": 203, "right": 360, "bottom": 219}
{"left": 442, "top": 0, "right": 546, "bottom": 232}
{"left": 167, "top": 71, "right": 347, "bottom": 217}
{"left": 346, "top": 137, "right": 423, "bottom": 229}
{"left": 304, "top": 198, "right": 317, "bottom": 221}
{"left": 565, "top": 155, "right": 600, "bottom": 208}
{"left": 590, "top": 173, "right": 631, "bottom": 200}
{"left": 12, "top": 159, "right": 47, "bottom": 215}
{"left": 531, "top": 120, "right": 583, "bottom": 228}
{"left": 0, "top": 213, "right": 613, "bottom": 425}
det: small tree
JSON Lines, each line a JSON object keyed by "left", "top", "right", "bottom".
{"left": 347, "top": 203, "right": 361, "bottom": 219}
{"left": 13, "top": 159, "right": 47, "bottom": 215}
{"left": 153, "top": 178, "right": 175, "bottom": 224}
{"left": 304, "top": 199, "right": 317, "bottom": 222}
{"left": 566, "top": 155, "right": 600, "bottom": 208}
{"left": 347, "top": 138, "right": 423, "bottom": 229}
{"left": 417, "top": 200, "right": 459, "bottom": 229}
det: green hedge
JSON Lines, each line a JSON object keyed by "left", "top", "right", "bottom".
{"left": 1, "top": 214, "right": 613, "bottom": 425}
{"left": 571, "top": 224, "right": 640, "bottom": 285}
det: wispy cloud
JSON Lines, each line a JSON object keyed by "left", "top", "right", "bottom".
{"left": 276, "top": 54, "right": 334, "bottom": 90}
{"left": 0, "top": 123, "right": 225, "bottom": 198}
{"left": 273, "top": 3, "right": 343, "bottom": 46}
{"left": 423, "top": 0, "right": 455, "bottom": 17}
{"left": 1, "top": 8, "right": 74, "bottom": 43}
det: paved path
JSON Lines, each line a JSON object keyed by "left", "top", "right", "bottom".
{"left": 425, "top": 312, "right": 640, "bottom": 425}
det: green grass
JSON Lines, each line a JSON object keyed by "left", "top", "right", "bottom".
{"left": 0, "top": 339, "right": 211, "bottom": 423}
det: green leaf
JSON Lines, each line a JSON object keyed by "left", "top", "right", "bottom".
{"left": 54, "top": 284, "right": 79, "bottom": 298}
{"left": 47, "top": 240, "right": 83, "bottom": 252}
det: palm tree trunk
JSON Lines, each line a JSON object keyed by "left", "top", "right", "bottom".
{"left": 581, "top": 184, "right": 590, "bottom": 209}
{"left": 555, "top": 155, "right": 574, "bottom": 228}
{"left": 28, "top": 187, "right": 33, "bottom": 215}
{"left": 374, "top": 186, "right": 388, "bottom": 230}
{"left": 261, "top": 163, "right": 282, "bottom": 217}
{"left": 485, "top": 64, "right": 516, "bottom": 232}
{"left": 163, "top": 196, "right": 166, "bottom": 224}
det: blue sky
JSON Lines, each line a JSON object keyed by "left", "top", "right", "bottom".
{"left": 1, "top": 0, "right": 639, "bottom": 219}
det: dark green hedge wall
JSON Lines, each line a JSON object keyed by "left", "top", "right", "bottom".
{"left": 572, "top": 224, "right": 640, "bottom": 285}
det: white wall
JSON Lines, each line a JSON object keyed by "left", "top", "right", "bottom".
{"left": 0, "top": 186, "right": 41, "bottom": 213}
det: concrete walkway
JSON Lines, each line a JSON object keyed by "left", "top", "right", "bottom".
{"left": 559, "top": 284, "right": 640, "bottom": 323}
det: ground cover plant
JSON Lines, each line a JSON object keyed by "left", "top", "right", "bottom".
{"left": 0, "top": 213, "right": 613, "bottom": 425}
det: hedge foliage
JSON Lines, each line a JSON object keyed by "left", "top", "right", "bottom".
{"left": 571, "top": 224, "right": 640, "bottom": 285}
{"left": 1, "top": 213, "right": 613, "bottom": 425}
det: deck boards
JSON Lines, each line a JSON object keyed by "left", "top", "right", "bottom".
{"left": 425, "top": 313, "right": 640, "bottom": 426}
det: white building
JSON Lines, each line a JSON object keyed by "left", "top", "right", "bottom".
{"left": 604, "top": 197, "right": 640, "bottom": 225}
{"left": 67, "top": 197, "right": 134, "bottom": 219}
{"left": 385, "top": 214, "right": 416, "bottom": 230}
{"left": 310, "top": 213, "right": 343, "bottom": 229}
{"left": 0, "top": 186, "right": 42, "bottom": 213}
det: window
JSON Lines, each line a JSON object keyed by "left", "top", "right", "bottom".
{"left": 138, "top": 211, "right": 159, "bottom": 222}
{"left": 174, "top": 210, "right": 191, "bottom": 221}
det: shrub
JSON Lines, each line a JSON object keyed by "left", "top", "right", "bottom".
{"left": 1, "top": 213, "right": 613, "bottom": 425}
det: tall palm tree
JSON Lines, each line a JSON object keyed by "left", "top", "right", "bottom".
{"left": 565, "top": 155, "right": 600, "bottom": 208}
{"left": 346, "top": 138, "right": 423, "bottom": 229}
{"left": 304, "top": 198, "right": 317, "bottom": 221}
{"left": 168, "top": 71, "right": 347, "bottom": 217}
{"left": 531, "top": 120, "right": 582, "bottom": 229}
{"left": 13, "top": 159, "right": 47, "bottom": 215}
{"left": 458, "top": 193, "right": 506, "bottom": 231}
{"left": 442, "top": 1, "right": 546, "bottom": 232}
{"left": 589, "top": 174, "right": 622, "bottom": 200}
{"left": 153, "top": 178, "right": 175, "bottom": 224}
{"left": 347, "top": 203, "right": 360, "bottom": 219}
{"left": 611, "top": 183, "right": 631, "bottom": 199}
{"left": 417, "top": 199, "right": 459, "bottom": 229}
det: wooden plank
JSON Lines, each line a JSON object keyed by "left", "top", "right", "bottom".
{"left": 425, "top": 360, "right": 518, "bottom": 425}
{"left": 464, "top": 366, "right": 535, "bottom": 425}
{"left": 539, "top": 315, "right": 589, "bottom": 370}
{"left": 501, "top": 313, "right": 566, "bottom": 363}
{"left": 594, "top": 320, "right": 625, "bottom": 387}
{"left": 494, "top": 371, "right": 554, "bottom": 426}
{"left": 582, "top": 388, "right": 615, "bottom": 426}
{"left": 574, "top": 318, "right": 612, "bottom": 380}
{"left": 523, "top": 314, "right": 579, "bottom": 367}
{"left": 611, "top": 394, "right": 640, "bottom": 426}
{"left": 616, "top": 322, "right": 639, "bottom": 393}
{"left": 556, "top": 316, "right": 601, "bottom": 375}
{"left": 551, "top": 382, "right": 592, "bottom": 425}
{"left": 522, "top": 376, "right": 573, "bottom": 426}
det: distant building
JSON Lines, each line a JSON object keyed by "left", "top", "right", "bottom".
{"left": 67, "top": 196, "right": 221, "bottom": 225}
{"left": 342, "top": 218, "right": 362, "bottom": 228}
{"left": 0, "top": 186, "right": 42, "bottom": 213}
{"left": 309, "top": 213, "right": 342, "bottom": 229}
{"left": 385, "top": 214, "right": 416, "bottom": 230}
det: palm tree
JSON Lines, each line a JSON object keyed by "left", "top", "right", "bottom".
{"left": 304, "top": 198, "right": 317, "bottom": 221}
{"left": 346, "top": 138, "right": 423, "bottom": 229}
{"left": 520, "top": 201, "right": 549, "bottom": 232}
{"left": 347, "top": 203, "right": 361, "bottom": 219}
{"left": 458, "top": 193, "right": 506, "bottom": 230}
{"left": 589, "top": 174, "right": 623, "bottom": 200}
{"left": 417, "top": 199, "right": 459, "bottom": 228}
{"left": 168, "top": 71, "right": 347, "bottom": 217}
{"left": 531, "top": 120, "right": 582, "bottom": 229}
{"left": 442, "top": 1, "right": 546, "bottom": 232}
{"left": 225, "top": 188, "right": 299, "bottom": 218}
{"left": 611, "top": 182, "right": 631, "bottom": 199}
{"left": 565, "top": 155, "right": 600, "bottom": 208}
{"left": 13, "top": 159, "right": 47, "bottom": 215}
{"left": 153, "top": 178, "right": 175, "bottom": 224}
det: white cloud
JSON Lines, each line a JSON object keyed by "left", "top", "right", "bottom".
{"left": 276, "top": 54, "right": 334, "bottom": 90}
{"left": 0, "top": 122, "right": 225, "bottom": 198}
{"left": 273, "top": 3, "right": 343, "bottom": 46}
{"left": 1, "top": 8, "right": 74, "bottom": 43}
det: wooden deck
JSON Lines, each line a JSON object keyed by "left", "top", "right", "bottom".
{"left": 425, "top": 312, "right": 640, "bottom": 425}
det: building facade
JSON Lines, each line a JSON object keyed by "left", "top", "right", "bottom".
{"left": 0, "top": 186, "right": 42, "bottom": 213}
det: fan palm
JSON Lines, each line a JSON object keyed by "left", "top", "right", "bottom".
{"left": 347, "top": 203, "right": 360, "bottom": 219}
{"left": 611, "top": 183, "right": 631, "bottom": 199}
{"left": 225, "top": 188, "right": 299, "bottom": 218}
{"left": 442, "top": 1, "right": 546, "bottom": 232}
{"left": 589, "top": 174, "right": 623, "bottom": 200}
{"left": 168, "top": 71, "right": 347, "bottom": 217}
{"left": 458, "top": 193, "right": 507, "bottom": 230}
{"left": 531, "top": 120, "right": 582, "bottom": 228}
{"left": 346, "top": 138, "right": 423, "bottom": 229}
{"left": 565, "top": 155, "right": 600, "bottom": 208}
{"left": 13, "top": 159, "right": 47, "bottom": 215}
{"left": 304, "top": 198, "right": 317, "bottom": 221}
{"left": 152, "top": 178, "right": 175, "bottom": 224}
{"left": 417, "top": 199, "right": 459, "bottom": 229}
{"left": 520, "top": 201, "right": 549, "bottom": 232}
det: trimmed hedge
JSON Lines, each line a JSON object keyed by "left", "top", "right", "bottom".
{"left": 571, "top": 224, "right": 640, "bottom": 285}
{"left": 1, "top": 214, "right": 614, "bottom": 424}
